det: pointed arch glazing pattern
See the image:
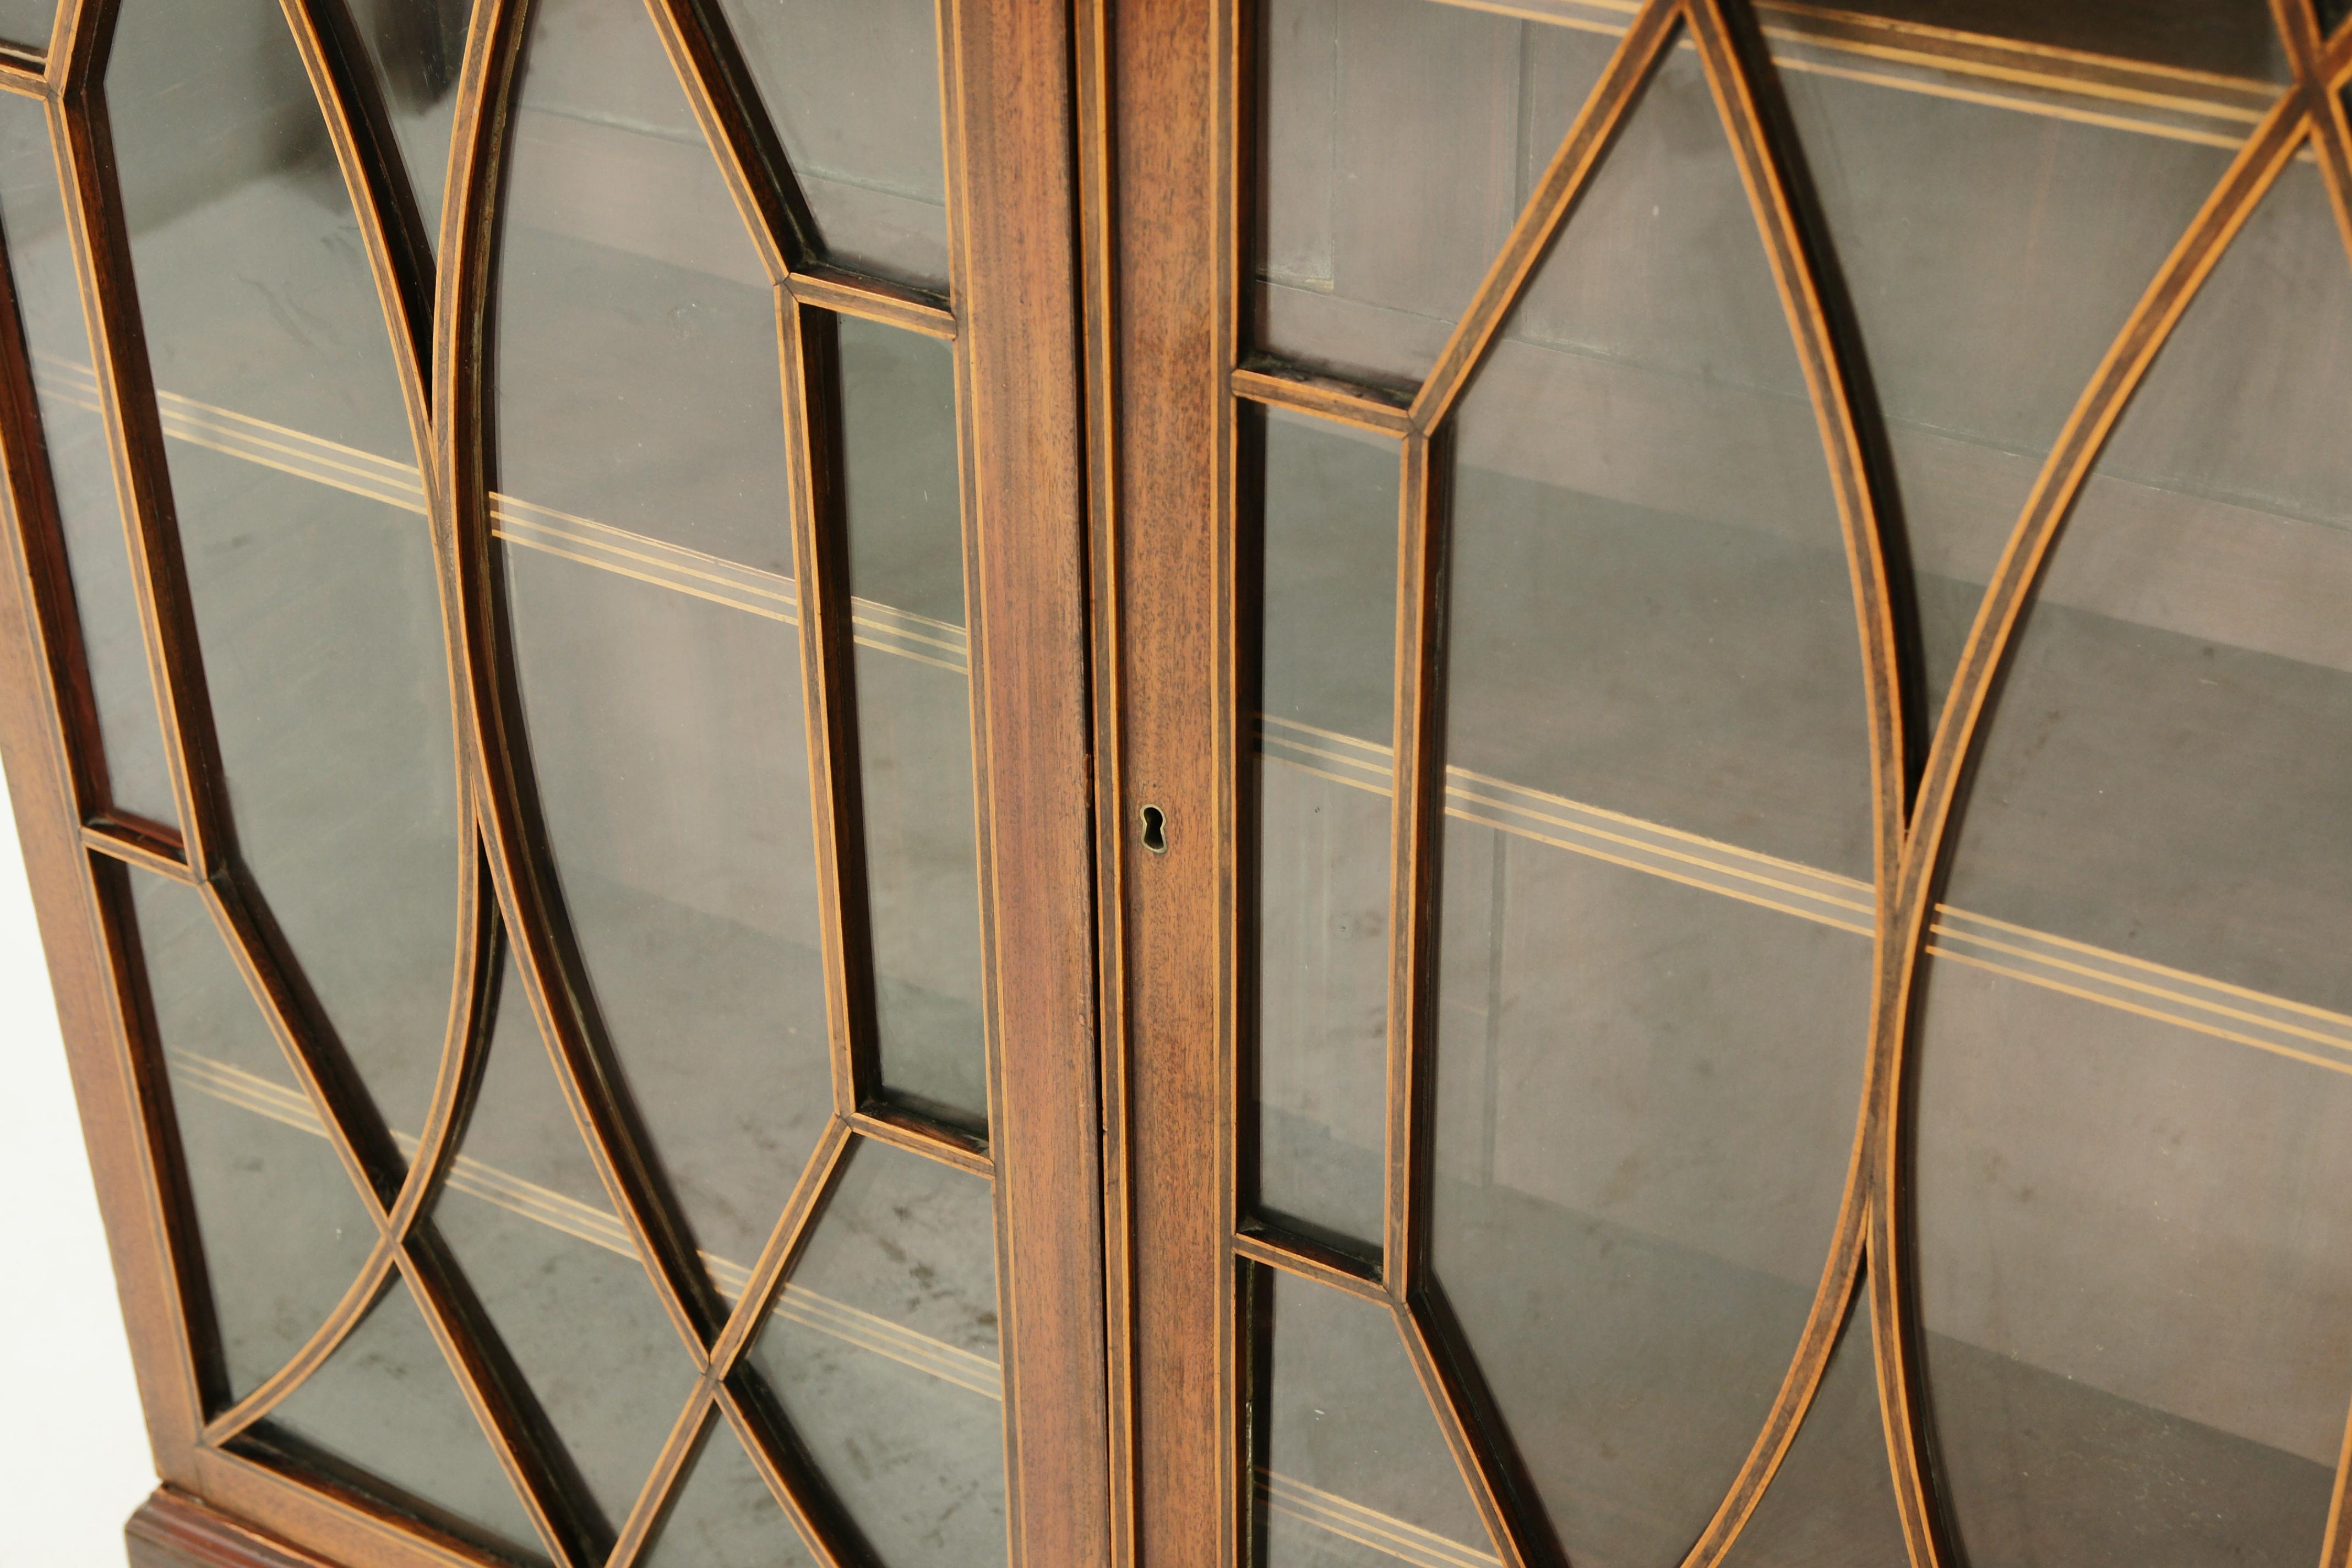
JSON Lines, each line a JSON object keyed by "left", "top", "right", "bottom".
{"left": 1229, "top": 5, "right": 2352, "bottom": 1568}
{"left": 0, "top": 0, "right": 1068, "bottom": 1562}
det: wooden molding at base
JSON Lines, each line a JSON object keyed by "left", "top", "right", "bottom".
{"left": 126, "top": 1489, "right": 345, "bottom": 1568}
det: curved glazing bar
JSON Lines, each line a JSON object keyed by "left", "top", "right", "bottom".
{"left": 346, "top": 0, "right": 470, "bottom": 254}
{"left": 0, "top": 92, "right": 179, "bottom": 826}
{"left": 104, "top": 0, "right": 465, "bottom": 1148}
{"left": 242, "top": 1272, "right": 552, "bottom": 1566}
{"left": 644, "top": 1415, "right": 821, "bottom": 1568}
{"left": 1713, "top": 1287, "right": 1907, "bottom": 1568}
{"left": 432, "top": 954, "right": 698, "bottom": 1539}
{"left": 491, "top": 0, "right": 831, "bottom": 1282}
{"left": 1773, "top": 24, "right": 2247, "bottom": 722}
{"left": 1914, "top": 155, "right": 2352, "bottom": 1568}
{"left": 1855, "top": 26, "right": 2315, "bottom": 1568}
{"left": 1423, "top": 32, "right": 1876, "bottom": 1568}
{"left": 748, "top": 1136, "right": 1008, "bottom": 1568}
{"left": 123, "top": 866, "right": 378, "bottom": 1404}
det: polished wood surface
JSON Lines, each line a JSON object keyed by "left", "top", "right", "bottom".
{"left": 127, "top": 1489, "right": 347, "bottom": 1568}
{"left": 6, "top": 3, "right": 2352, "bottom": 1567}
{"left": 6, "top": 0, "right": 1109, "bottom": 1562}
{"left": 1090, "top": 0, "right": 1237, "bottom": 1565}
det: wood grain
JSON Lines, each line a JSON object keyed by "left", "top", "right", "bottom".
{"left": 946, "top": 0, "right": 1114, "bottom": 1562}
{"left": 1093, "top": 0, "right": 1235, "bottom": 1563}
{"left": 127, "top": 1489, "right": 347, "bottom": 1568}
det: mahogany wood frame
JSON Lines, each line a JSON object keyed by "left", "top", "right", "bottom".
{"left": 0, "top": 0, "right": 1104, "bottom": 1565}
{"left": 6, "top": 1, "right": 2352, "bottom": 1567}
{"left": 1096, "top": 6, "right": 2352, "bottom": 1568}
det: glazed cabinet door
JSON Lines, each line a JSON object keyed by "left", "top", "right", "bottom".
{"left": 0, "top": 2, "right": 1104, "bottom": 1567}
{"left": 1093, "top": 4, "right": 2352, "bottom": 1568}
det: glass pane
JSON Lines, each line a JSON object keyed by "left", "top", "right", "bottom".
{"left": 1446, "top": 50, "right": 1871, "bottom": 877}
{"left": 128, "top": 868, "right": 375, "bottom": 1402}
{"left": 748, "top": 1139, "right": 1005, "bottom": 1568}
{"left": 1426, "top": 40, "right": 1876, "bottom": 1568}
{"left": 253, "top": 1273, "right": 548, "bottom": 1564}
{"left": 837, "top": 314, "right": 985, "bottom": 1124}
{"left": 1252, "top": 0, "right": 1613, "bottom": 389}
{"left": 1937, "top": 164, "right": 2352, "bottom": 1001}
{"left": 0, "top": 0, "right": 50, "bottom": 50}
{"left": 346, "top": 0, "right": 469, "bottom": 248}
{"left": 433, "top": 954, "right": 694, "bottom": 1534}
{"left": 498, "top": 0, "right": 782, "bottom": 569}
{"left": 0, "top": 96, "right": 178, "bottom": 825}
{"left": 1816, "top": 0, "right": 2288, "bottom": 81}
{"left": 1917, "top": 163, "right": 2352, "bottom": 1568}
{"left": 1253, "top": 1271, "right": 1493, "bottom": 1568}
{"left": 496, "top": 0, "right": 831, "bottom": 1282}
{"left": 107, "top": 0, "right": 462, "bottom": 1145}
{"left": 645, "top": 1418, "right": 818, "bottom": 1568}
{"left": 1251, "top": 407, "right": 1397, "bottom": 1250}
{"left": 1776, "top": 30, "right": 2241, "bottom": 721}
{"left": 1717, "top": 1292, "right": 1907, "bottom": 1568}
{"left": 714, "top": 0, "right": 949, "bottom": 289}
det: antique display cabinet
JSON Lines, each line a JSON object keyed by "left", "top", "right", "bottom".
{"left": 2, "top": 1, "right": 2349, "bottom": 1567}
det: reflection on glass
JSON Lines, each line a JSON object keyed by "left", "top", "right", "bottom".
{"left": 107, "top": 0, "right": 462, "bottom": 1145}
{"left": 0, "top": 0, "right": 50, "bottom": 50}
{"left": 1252, "top": 0, "right": 1613, "bottom": 388}
{"left": 0, "top": 94, "right": 178, "bottom": 825}
{"left": 645, "top": 1418, "right": 817, "bottom": 1568}
{"left": 836, "top": 314, "right": 986, "bottom": 1126}
{"left": 1716, "top": 1292, "right": 1907, "bottom": 1568}
{"left": 1819, "top": 0, "right": 2288, "bottom": 81}
{"left": 128, "top": 868, "right": 375, "bottom": 1402}
{"left": 252, "top": 1274, "right": 548, "bottom": 1565}
{"left": 346, "top": 0, "right": 469, "bottom": 247}
{"left": 1253, "top": 1271, "right": 1491, "bottom": 1568}
{"left": 1777, "top": 35, "right": 2237, "bottom": 721}
{"left": 433, "top": 955, "right": 694, "bottom": 1535}
{"left": 1250, "top": 406, "right": 1396, "bottom": 1250}
{"left": 715, "top": 0, "right": 949, "bottom": 288}
{"left": 1426, "top": 42, "right": 1874, "bottom": 1568}
{"left": 495, "top": 0, "right": 831, "bottom": 1281}
{"left": 1917, "top": 164, "right": 2352, "bottom": 1568}
{"left": 748, "top": 1139, "right": 1005, "bottom": 1568}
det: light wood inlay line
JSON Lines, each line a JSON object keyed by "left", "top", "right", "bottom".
{"left": 99, "top": 349, "right": 2348, "bottom": 1077}
{"left": 1257, "top": 715, "right": 1872, "bottom": 931}
{"left": 36, "top": 363, "right": 977, "bottom": 673}
{"left": 164, "top": 1050, "right": 1002, "bottom": 1396}
{"left": 40, "top": 356, "right": 427, "bottom": 515}
{"left": 1256, "top": 1471, "right": 1501, "bottom": 1568}
{"left": 1417, "top": 0, "right": 2285, "bottom": 148}
{"left": 1254, "top": 715, "right": 2352, "bottom": 1069}
{"left": 164, "top": 1050, "right": 1472, "bottom": 1562}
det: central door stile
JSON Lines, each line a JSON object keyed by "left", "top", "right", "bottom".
{"left": 943, "top": 2, "right": 1114, "bottom": 1566}
{"left": 1086, "top": 1, "right": 1237, "bottom": 1566}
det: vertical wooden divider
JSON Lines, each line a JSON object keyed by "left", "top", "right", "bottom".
{"left": 945, "top": 3, "right": 1113, "bottom": 1567}
{"left": 1086, "top": 0, "right": 1234, "bottom": 1562}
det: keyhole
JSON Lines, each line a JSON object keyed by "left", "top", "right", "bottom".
{"left": 1140, "top": 803, "right": 1168, "bottom": 855}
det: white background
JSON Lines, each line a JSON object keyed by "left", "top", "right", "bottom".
{"left": 0, "top": 761, "right": 157, "bottom": 1561}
